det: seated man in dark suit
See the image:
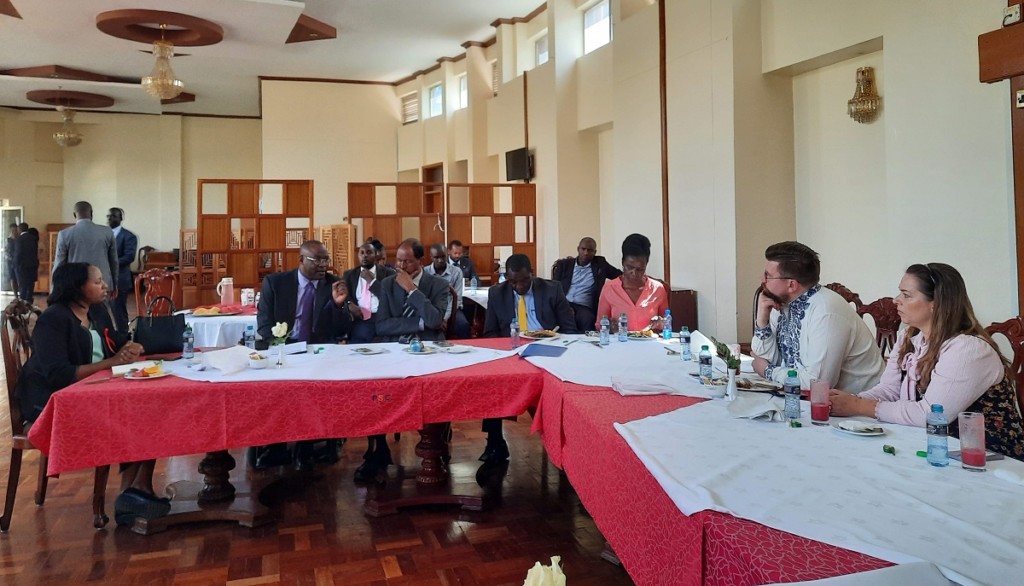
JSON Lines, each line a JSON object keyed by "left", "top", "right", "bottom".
{"left": 551, "top": 237, "right": 621, "bottom": 333}
{"left": 482, "top": 253, "right": 576, "bottom": 462}
{"left": 356, "top": 238, "right": 449, "bottom": 483}
{"left": 341, "top": 242, "right": 397, "bottom": 343}
{"left": 254, "top": 240, "right": 353, "bottom": 471}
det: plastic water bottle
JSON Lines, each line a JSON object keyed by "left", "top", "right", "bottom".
{"left": 662, "top": 310, "right": 673, "bottom": 340}
{"left": 498, "top": 271, "right": 506, "bottom": 284}
{"left": 926, "top": 404, "right": 949, "bottom": 467}
{"left": 680, "top": 326, "right": 692, "bottom": 361}
{"left": 510, "top": 318, "right": 520, "bottom": 349}
{"left": 783, "top": 369, "right": 801, "bottom": 421}
{"left": 243, "top": 325, "right": 256, "bottom": 350}
{"left": 617, "top": 312, "right": 628, "bottom": 342}
{"left": 182, "top": 325, "right": 194, "bottom": 359}
{"left": 410, "top": 337, "right": 423, "bottom": 353}
{"left": 470, "top": 276, "right": 478, "bottom": 291}
{"left": 599, "top": 315, "right": 610, "bottom": 346}
{"left": 698, "top": 345, "right": 713, "bottom": 384}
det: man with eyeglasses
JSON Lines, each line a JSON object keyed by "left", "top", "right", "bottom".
{"left": 751, "top": 241, "right": 883, "bottom": 393}
{"left": 253, "top": 240, "right": 352, "bottom": 471}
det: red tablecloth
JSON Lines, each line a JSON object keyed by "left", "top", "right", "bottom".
{"left": 533, "top": 373, "right": 891, "bottom": 586}
{"left": 28, "top": 339, "right": 542, "bottom": 476}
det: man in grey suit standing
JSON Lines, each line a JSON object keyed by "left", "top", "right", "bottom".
{"left": 52, "top": 201, "right": 118, "bottom": 297}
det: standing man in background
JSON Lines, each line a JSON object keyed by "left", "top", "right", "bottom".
{"left": 5, "top": 223, "right": 17, "bottom": 293}
{"left": 13, "top": 223, "right": 39, "bottom": 302}
{"left": 52, "top": 201, "right": 118, "bottom": 296}
{"left": 108, "top": 208, "right": 137, "bottom": 331}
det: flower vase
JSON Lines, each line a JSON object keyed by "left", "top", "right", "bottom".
{"left": 274, "top": 342, "right": 285, "bottom": 368}
{"left": 725, "top": 369, "right": 738, "bottom": 402}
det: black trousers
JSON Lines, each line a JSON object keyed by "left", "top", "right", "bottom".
{"left": 570, "top": 302, "right": 597, "bottom": 333}
{"left": 15, "top": 268, "right": 36, "bottom": 302}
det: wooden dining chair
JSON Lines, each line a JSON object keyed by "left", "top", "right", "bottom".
{"left": 0, "top": 299, "right": 111, "bottom": 531}
{"left": 824, "top": 282, "right": 864, "bottom": 311}
{"left": 857, "top": 297, "right": 901, "bottom": 357}
{"left": 134, "top": 268, "right": 177, "bottom": 316}
{"left": 985, "top": 317, "right": 1024, "bottom": 413}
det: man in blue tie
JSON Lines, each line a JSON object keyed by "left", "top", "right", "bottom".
{"left": 107, "top": 208, "right": 137, "bottom": 332}
{"left": 253, "top": 240, "right": 353, "bottom": 471}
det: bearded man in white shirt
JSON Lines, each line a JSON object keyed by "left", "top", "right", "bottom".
{"left": 751, "top": 241, "right": 884, "bottom": 392}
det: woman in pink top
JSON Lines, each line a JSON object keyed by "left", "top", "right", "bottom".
{"left": 594, "top": 233, "right": 669, "bottom": 333}
{"left": 830, "top": 263, "right": 1023, "bottom": 458}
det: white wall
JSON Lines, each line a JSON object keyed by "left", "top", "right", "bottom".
{"left": 765, "top": 0, "right": 1014, "bottom": 324}
{"left": 181, "top": 116, "right": 263, "bottom": 229}
{"left": 261, "top": 80, "right": 400, "bottom": 224}
{"left": 0, "top": 112, "right": 64, "bottom": 229}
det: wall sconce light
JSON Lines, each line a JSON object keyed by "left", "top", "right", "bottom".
{"left": 848, "top": 67, "right": 881, "bottom": 123}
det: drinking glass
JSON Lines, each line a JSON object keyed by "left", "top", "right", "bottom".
{"left": 809, "top": 378, "right": 830, "bottom": 425}
{"left": 958, "top": 412, "right": 986, "bottom": 472}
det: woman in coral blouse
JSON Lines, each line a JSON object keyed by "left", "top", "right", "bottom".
{"left": 829, "top": 263, "right": 1024, "bottom": 458}
{"left": 594, "top": 233, "right": 669, "bottom": 333}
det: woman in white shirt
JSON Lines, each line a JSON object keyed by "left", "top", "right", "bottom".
{"left": 829, "top": 263, "right": 1024, "bottom": 459}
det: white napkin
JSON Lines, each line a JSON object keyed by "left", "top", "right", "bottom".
{"left": 690, "top": 329, "right": 715, "bottom": 355}
{"left": 522, "top": 556, "right": 565, "bottom": 586}
{"left": 993, "top": 467, "right": 1024, "bottom": 487}
{"left": 726, "top": 392, "right": 787, "bottom": 421}
{"left": 611, "top": 376, "right": 680, "bottom": 396}
{"left": 781, "top": 561, "right": 952, "bottom": 585}
{"left": 202, "top": 346, "right": 252, "bottom": 375}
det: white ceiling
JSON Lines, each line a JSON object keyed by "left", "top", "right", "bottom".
{"left": 0, "top": 0, "right": 542, "bottom": 117}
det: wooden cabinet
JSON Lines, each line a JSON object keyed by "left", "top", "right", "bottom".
{"left": 185, "top": 179, "right": 314, "bottom": 307}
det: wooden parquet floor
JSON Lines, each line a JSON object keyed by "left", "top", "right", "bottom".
{"left": 0, "top": 292, "right": 634, "bottom": 586}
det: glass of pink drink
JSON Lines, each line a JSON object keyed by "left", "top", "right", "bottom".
{"left": 810, "top": 379, "right": 830, "bottom": 426}
{"left": 958, "top": 412, "right": 986, "bottom": 472}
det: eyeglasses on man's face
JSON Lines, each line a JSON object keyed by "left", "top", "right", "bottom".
{"left": 303, "top": 255, "right": 330, "bottom": 265}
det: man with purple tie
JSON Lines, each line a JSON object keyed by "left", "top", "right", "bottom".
{"left": 253, "top": 240, "right": 352, "bottom": 471}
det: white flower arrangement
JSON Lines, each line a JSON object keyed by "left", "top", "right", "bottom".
{"left": 271, "top": 321, "right": 290, "bottom": 345}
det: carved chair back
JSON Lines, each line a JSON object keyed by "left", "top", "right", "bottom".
{"left": 1, "top": 299, "right": 40, "bottom": 436}
{"left": 134, "top": 269, "right": 177, "bottom": 316}
{"left": 858, "top": 297, "right": 901, "bottom": 357}
{"left": 985, "top": 317, "right": 1024, "bottom": 413}
{"left": 824, "top": 282, "right": 864, "bottom": 311}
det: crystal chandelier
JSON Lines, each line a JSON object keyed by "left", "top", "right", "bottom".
{"left": 52, "top": 106, "right": 83, "bottom": 147}
{"left": 847, "top": 67, "right": 881, "bottom": 124}
{"left": 141, "top": 26, "right": 184, "bottom": 100}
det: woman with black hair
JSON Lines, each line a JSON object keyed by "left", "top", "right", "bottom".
{"left": 17, "top": 262, "right": 170, "bottom": 524}
{"left": 594, "top": 233, "right": 669, "bottom": 333}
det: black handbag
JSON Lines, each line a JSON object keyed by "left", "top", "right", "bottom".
{"left": 131, "top": 296, "right": 186, "bottom": 355}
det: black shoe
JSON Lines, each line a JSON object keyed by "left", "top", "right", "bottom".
{"left": 253, "top": 444, "right": 292, "bottom": 470}
{"left": 294, "top": 442, "right": 315, "bottom": 472}
{"left": 312, "top": 439, "right": 344, "bottom": 465}
{"left": 353, "top": 461, "right": 380, "bottom": 483}
{"left": 478, "top": 440, "right": 510, "bottom": 463}
{"left": 114, "top": 488, "right": 171, "bottom": 525}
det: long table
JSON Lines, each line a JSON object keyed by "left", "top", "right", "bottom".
{"left": 29, "top": 338, "right": 890, "bottom": 583}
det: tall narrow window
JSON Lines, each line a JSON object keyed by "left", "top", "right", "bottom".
{"left": 400, "top": 92, "right": 419, "bottom": 124}
{"left": 535, "top": 34, "right": 549, "bottom": 66}
{"left": 583, "top": 0, "right": 611, "bottom": 54}
{"left": 491, "top": 60, "right": 499, "bottom": 96}
{"left": 456, "top": 74, "right": 468, "bottom": 110}
{"left": 427, "top": 83, "right": 443, "bottom": 118}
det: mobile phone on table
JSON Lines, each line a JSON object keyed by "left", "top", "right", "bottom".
{"left": 948, "top": 450, "right": 1004, "bottom": 462}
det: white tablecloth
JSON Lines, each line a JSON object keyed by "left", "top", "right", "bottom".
{"left": 615, "top": 399, "right": 1024, "bottom": 586}
{"left": 521, "top": 334, "right": 750, "bottom": 397}
{"left": 184, "top": 313, "right": 257, "bottom": 347}
{"left": 163, "top": 342, "right": 516, "bottom": 383}
{"left": 462, "top": 287, "right": 489, "bottom": 309}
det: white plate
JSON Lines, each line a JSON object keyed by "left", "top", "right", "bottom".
{"left": 402, "top": 346, "right": 437, "bottom": 355}
{"left": 351, "top": 347, "right": 385, "bottom": 355}
{"left": 124, "top": 371, "right": 171, "bottom": 381}
{"left": 830, "top": 420, "right": 885, "bottom": 436}
{"left": 521, "top": 331, "right": 560, "bottom": 341}
{"left": 444, "top": 345, "right": 472, "bottom": 354}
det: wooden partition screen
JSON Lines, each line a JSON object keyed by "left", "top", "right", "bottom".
{"left": 345, "top": 182, "right": 537, "bottom": 283}
{"left": 187, "top": 179, "right": 314, "bottom": 307}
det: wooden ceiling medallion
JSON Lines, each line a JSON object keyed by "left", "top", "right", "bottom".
{"left": 286, "top": 14, "right": 336, "bottom": 44}
{"left": 95, "top": 9, "right": 223, "bottom": 46}
{"left": 0, "top": 0, "right": 21, "bottom": 19}
{"left": 0, "top": 64, "right": 137, "bottom": 85}
{"left": 25, "top": 90, "right": 115, "bottom": 109}
{"left": 161, "top": 92, "right": 195, "bottom": 105}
